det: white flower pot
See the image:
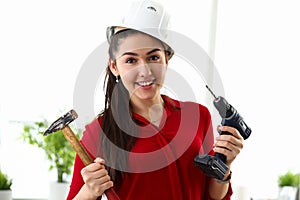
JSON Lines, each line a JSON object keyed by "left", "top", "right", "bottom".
{"left": 0, "top": 190, "right": 12, "bottom": 200}
{"left": 233, "top": 186, "right": 250, "bottom": 200}
{"left": 278, "top": 186, "right": 298, "bottom": 200}
{"left": 49, "top": 182, "right": 69, "bottom": 200}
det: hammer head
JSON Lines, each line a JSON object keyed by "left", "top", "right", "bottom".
{"left": 44, "top": 109, "right": 78, "bottom": 136}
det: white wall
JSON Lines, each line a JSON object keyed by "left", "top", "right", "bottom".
{"left": 215, "top": 0, "right": 300, "bottom": 198}
{"left": 1, "top": 0, "right": 299, "bottom": 199}
{"left": 0, "top": 0, "right": 211, "bottom": 198}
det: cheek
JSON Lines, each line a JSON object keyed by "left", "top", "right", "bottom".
{"left": 119, "top": 64, "right": 167, "bottom": 84}
{"left": 152, "top": 65, "right": 167, "bottom": 82}
{"left": 120, "top": 68, "right": 139, "bottom": 88}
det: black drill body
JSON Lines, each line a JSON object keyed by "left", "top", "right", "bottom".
{"left": 194, "top": 86, "right": 251, "bottom": 180}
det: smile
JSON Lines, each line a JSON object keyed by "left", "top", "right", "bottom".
{"left": 136, "top": 80, "right": 155, "bottom": 87}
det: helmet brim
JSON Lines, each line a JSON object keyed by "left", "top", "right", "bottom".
{"left": 106, "top": 26, "right": 174, "bottom": 60}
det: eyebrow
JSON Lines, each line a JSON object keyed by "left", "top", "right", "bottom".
{"left": 120, "top": 48, "right": 162, "bottom": 57}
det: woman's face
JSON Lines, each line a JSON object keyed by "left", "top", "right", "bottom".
{"left": 110, "top": 33, "right": 168, "bottom": 103}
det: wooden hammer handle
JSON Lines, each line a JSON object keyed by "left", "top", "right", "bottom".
{"left": 62, "top": 126, "right": 93, "bottom": 165}
{"left": 61, "top": 126, "right": 120, "bottom": 200}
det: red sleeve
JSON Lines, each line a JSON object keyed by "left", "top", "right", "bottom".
{"left": 222, "top": 184, "right": 233, "bottom": 199}
{"left": 209, "top": 183, "right": 233, "bottom": 199}
{"left": 204, "top": 179, "right": 233, "bottom": 199}
{"left": 66, "top": 154, "right": 85, "bottom": 200}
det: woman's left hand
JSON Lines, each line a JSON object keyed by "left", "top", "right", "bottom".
{"left": 213, "top": 125, "right": 244, "bottom": 166}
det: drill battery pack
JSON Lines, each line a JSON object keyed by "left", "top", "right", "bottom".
{"left": 194, "top": 154, "right": 228, "bottom": 180}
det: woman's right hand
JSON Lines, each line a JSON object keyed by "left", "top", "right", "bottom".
{"left": 80, "top": 157, "right": 114, "bottom": 198}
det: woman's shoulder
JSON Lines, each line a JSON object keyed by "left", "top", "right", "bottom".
{"left": 81, "top": 115, "right": 103, "bottom": 141}
{"left": 162, "top": 95, "right": 210, "bottom": 114}
{"left": 84, "top": 114, "right": 103, "bottom": 134}
{"left": 80, "top": 115, "right": 104, "bottom": 157}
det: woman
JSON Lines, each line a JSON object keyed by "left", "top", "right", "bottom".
{"left": 67, "top": 1, "right": 243, "bottom": 199}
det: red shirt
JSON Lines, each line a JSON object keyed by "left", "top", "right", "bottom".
{"left": 67, "top": 95, "right": 232, "bottom": 200}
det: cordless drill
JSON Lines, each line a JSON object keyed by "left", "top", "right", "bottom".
{"left": 194, "top": 85, "right": 252, "bottom": 180}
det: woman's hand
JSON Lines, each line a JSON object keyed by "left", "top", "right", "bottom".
{"left": 80, "top": 157, "right": 114, "bottom": 198}
{"left": 213, "top": 125, "right": 244, "bottom": 166}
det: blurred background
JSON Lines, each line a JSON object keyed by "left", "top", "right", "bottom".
{"left": 1, "top": 0, "right": 300, "bottom": 199}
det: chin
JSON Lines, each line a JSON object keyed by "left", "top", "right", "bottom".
{"left": 131, "top": 90, "right": 160, "bottom": 102}
{"left": 129, "top": 83, "right": 162, "bottom": 101}
{"left": 134, "top": 93, "right": 156, "bottom": 101}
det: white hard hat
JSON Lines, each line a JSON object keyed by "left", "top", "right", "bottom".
{"left": 106, "top": 0, "right": 174, "bottom": 59}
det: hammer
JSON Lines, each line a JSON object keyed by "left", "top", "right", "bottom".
{"left": 44, "top": 109, "right": 120, "bottom": 200}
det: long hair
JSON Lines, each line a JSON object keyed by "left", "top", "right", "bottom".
{"left": 100, "top": 29, "right": 171, "bottom": 185}
{"left": 100, "top": 30, "right": 139, "bottom": 185}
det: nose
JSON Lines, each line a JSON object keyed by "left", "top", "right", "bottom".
{"left": 138, "top": 61, "right": 152, "bottom": 77}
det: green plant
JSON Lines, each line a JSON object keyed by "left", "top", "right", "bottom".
{"left": 20, "top": 118, "right": 81, "bottom": 183}
{"left": 0, "top": 169, "right": 12, "bottom": 190}
{"left": 278, "top": 170, "right": 300, "bottom": 187}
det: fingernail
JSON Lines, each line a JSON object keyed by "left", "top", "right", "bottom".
{"left": 217, "top": 126, "right": 223, "bottom": 134}
{"left": 94, "top": 157, "right": 105, "bottom": 163}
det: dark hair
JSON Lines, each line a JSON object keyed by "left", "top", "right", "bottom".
{"left": 100, "top": 29, "right": 169, "bottom": 185}
{"left": 99, "top": 29, "right": 140, "bottom": 185}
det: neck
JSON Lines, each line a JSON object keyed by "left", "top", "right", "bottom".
{"left": 130, "top": 94, "right": 164, "bottom": 123}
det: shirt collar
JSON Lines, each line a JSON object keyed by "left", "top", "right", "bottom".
{"left": 161, "top": 94, "right": 182, "bottom": 111}
{"left": 132, "top": 95, "right": 182, "bottom": 125}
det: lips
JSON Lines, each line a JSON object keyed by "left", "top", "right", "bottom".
{"left": 135, "top": 79, "right": 156, "bottom": 87}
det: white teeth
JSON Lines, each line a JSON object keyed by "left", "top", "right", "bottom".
{"left": 139, "top": 81, "right": 153, "bottom": 86}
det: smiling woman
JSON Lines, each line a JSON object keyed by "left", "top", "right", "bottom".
{"left": 65, "top": 1, "right": 246, "bottom": 200}
{"left": 109, "top": 31, "right": 169, "bottom": 117}
{"left": 0, "top": 0, "right": 215, "bottom": 199}
{"left": 4, "top": 0, "right": 299, "bottom": 199}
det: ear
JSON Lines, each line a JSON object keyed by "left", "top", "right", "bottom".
{"left": 109, "top": 58, "right": 119, "bottom": 76}
{"left": 164, "top": 51, "right": 169, "bottom": 65}
{"left": 164, "top": 55, "right": 169, "bottom": 68}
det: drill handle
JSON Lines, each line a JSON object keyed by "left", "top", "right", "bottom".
{"left": 214, "top": 131, "right": 232, "bottom": 163}
{"left": 221, "top": 109, "right": 251, "bottom": 140}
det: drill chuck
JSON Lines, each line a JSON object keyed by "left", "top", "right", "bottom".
{"left": 213, "top": 96, "right": 233, "bottom": 118}
{"left": 214, "top": 96, "right": 251, "bottom": 140}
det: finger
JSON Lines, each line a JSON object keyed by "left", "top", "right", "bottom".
{"left": 96, "top": 180, "right": 114, "bottom": 193}
{"left": 213, "top": 146, "right": 230, "bottom": 156}
{"left": 97, "top": 173, "right": 112, "bottom": 185}
{"left": 93, "top": 168, "right": 110, "bottom": 180}
{"left": 90, "top": 162, "right": 105, "bottom": 171}
{"left": 213, "top": 146, "right": 238, "bottom": 162}
{"left": 86, "top": 157, "right": 106, "bottom": 171}
{"left": 86, "top": 171, "right": 110, "bottom": 185}
{"left": 218, "top": 125, "right": 243, "bottom": 140}
{"left": 94, "top": 157, "right": 106, "bottom": 165}
{"left": 214, "top": 140, "right": 242, "bottom": 154}
{"left": 82, "top": 168, "right": 110, "bottom": 187}
{"left": 214, "top": 140, "right": 233, "bottom": 151}
{"left": 214, "top": 133, "right": 244, "bottom": 153}
{"left": 81, "top": 163, "right": 105, "bottom": 179}
{"left": 102, "top": 180, "right": 114, "bottom": 190}
{"left": 214, "top": 139, "right": 243, "bottom": 164}
{"left": 86, "top": 178, "right": 114, "bottom": 196}
{"left": 87, "top": 173, "right": 114, "bottom": 192}
{"left": 215, "top": 135, "right": 244, "bottom": 149}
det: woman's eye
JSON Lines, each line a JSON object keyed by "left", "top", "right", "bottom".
{"left": 125, "top": 58, "right": 136, "bottom": 64}
{"left": 149, "top": 55, "right": 160, "bottom": 61}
